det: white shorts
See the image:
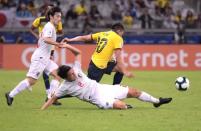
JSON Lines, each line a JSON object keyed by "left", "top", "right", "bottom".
{"left": 27, "top": 58, "right": 58, "bottom": 79}
{"left": 94, "top": 84, "right": 129, "bottom": 109}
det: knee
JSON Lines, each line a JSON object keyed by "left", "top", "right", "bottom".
{"left": 127, "top": 88, "right": 141, "bottom": 98}
{"left": 26, "top": 78, "right": 36, "bottom": 86}
{"left": 113, "top": 100, "right": 126, "bottom": 109}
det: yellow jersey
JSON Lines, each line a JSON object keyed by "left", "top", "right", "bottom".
{"left": 156, "top": 0, "right": 169, "bottom": 8}
{"left": 91, "top": 30, "right": 123, "bottom": 69}
{"left": 31, "top": 16, "right": 63, "bottom": 34}
{"left": 74, "top": 4, "right": 86, "bottom": 15}
{"left": 123, "top": 15, "right": 133, "bottom": 28}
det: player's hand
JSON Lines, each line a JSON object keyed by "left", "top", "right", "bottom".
{"left": 62, "top": 38, "right": 70, "bottom": 43}
{"left": 124, "top": 71, "right": 134, "bottom": 78}
{"left": 57, "top": 42, "right": 66, "bottom": 48}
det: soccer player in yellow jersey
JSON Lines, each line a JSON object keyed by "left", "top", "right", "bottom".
{"left": 29, "top": 4, "right": 63, "bottom": 105}
{"left": 64, "top": 23, "right": 133, "bottom": 84}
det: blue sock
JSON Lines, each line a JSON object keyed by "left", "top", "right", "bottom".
{"left": 43, "top": 72, "right": 50, "bottom": 90}
{"left": 113, "top": 72, "right": 124, "bottom": 85}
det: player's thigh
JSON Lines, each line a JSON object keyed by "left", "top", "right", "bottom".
{"left": 44, "top": 60, "right": 58, "bottom": 76}
{"left": 105, "top": 61, "right": 116, "bottom": 74}
{"left": 104, "top": 84, "right": 129, "bottom": 100}
{"left": 95, "top": 95, "right": 115, "bottom": 109}
{"left": 87, "top": 61, "right": 104, "bottom": 82}
{"left": 95, "top": 85, "right": 128, "bottom": 109}
{"left": 27, "top": 59, "right": 47, "bottom": 79}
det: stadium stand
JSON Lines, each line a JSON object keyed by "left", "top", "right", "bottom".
{"left": 0, "top": 0, "right": 201, "bottom": 44}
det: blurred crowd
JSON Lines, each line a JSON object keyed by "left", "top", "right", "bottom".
{"left": 0, "top": 0, "right": 201, "bottom": 44}
{"left": 0, "top": 0, "right": 201, "bottom": 30}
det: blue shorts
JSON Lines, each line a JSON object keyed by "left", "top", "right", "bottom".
{"left": 87, "top": 60, "right": 116, "bottom": 82}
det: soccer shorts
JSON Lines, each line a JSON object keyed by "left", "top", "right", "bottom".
{"left": 94, "top": 84, "right": 129, "bottom": 109}
{"left": 27, "top": 58, "right": 58, "bottom": 79}
{"left": 87, "top": 60, "right": 116, "bottom": 82}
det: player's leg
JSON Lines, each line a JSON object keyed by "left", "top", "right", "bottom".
{"left": 127, "top": 88, "right": 172, "bottom": 107}
{"left": 45, "top": 60, "right": 60, "bottom": 97}
{"left": 5, "top": 59, "right": 45, "bottom": 106}
{"left": 113, "top": 72, "right": 124, "bottom": 85}
{"left": 42, "top": 72, "right": 50, "bottom": 95}
{"left": 105, "top": 61, "right": 124, "bottom": 85}
{"left": 48, "top": 70, "right": 62, "bottom": 105}
{"left": 127, "top": 88, "right": 159, "bottom": 103}
{"left": 6, "top": 77, "right": 37, "bottom": 106}
{"left": 113, "top": 100, "right": 127, "bottom": 109}
{"left": 87, "top": 60, "right": 104, "bottom": 82}
{"left": 95, "top": 84, "right": 132, "bottom": 109}
{"left": 113, "top": 100, "right": 133, "bottom": 109}
{"left": 45, "top": 60, "right": 62, "bottom": 105}
{"left": 44, "top": 50, "right": 54, "bottom": 95}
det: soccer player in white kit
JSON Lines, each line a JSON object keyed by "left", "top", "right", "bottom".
{"left": 5, "top": 7, "right": 68, "bottom": 106}
{"left": 41, "top": 44, "right": 172, "bottom": 110}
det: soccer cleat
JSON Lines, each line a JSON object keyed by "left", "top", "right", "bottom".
{"left": 153, "top": 97, "right": 172, "bottom": 108}
{"left": 5, "top": 92, "right": 13, "bottom": 106}
{"left": 126, "top": 104, "right": 133, "bottom": 109}
{"left": 45, "top": 98, "right": 62, "bottom": 106}
{"left": 52, "top": 100, "right": 62, "bottom": 106}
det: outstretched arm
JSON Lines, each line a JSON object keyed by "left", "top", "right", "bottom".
{"left": 58, "top": 43, "right": 82, "bottom": 63}
{"left": 114, "top": 49, "right": 134, "bottom": 78}
{"left": 29, "top": 18, "right": 40, "bottom": 39}
{"left": 41, "top": 95, "right": 58, "bottom": 110}
{"left": 29, "top": 27, "right": 39, "bottom": 39}
{"left": 43, "top": 37, "right": 63, "bottom": 47}
{"left": 64, "top": 34, "right": 92, "bottom": 42}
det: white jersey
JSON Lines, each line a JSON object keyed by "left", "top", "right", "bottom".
{"left": 55, "top": 61, "right": 99, "bottom": 102}
{"left": 55, "top": 61, "right": 129, "bottom": 109}
{"left": 32, "top": 22, "right": 57, "bottom": 60}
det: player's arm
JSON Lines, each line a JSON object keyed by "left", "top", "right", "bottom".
{"left": 43, "top": 37, "right": 63, "bottom": 47}
{"left": 114, "top": 49, "right": 133, "bottom": 78}
{"left": 41, "top": 27, "right": 64, "bottom": 47}
{"left": 64, "top": 34, "right": 92, "bottom": 42}
{"left": 61, "top": 43, "right": 82, "bottom": 63}
{"left": 41, "top": 95, "right": 58, "bottom": 110}
{"left": 29, "top": 26, "right": 39, "bottom": 39}
{"left": 29, "top": 18, "right": 40, "bottom": 39}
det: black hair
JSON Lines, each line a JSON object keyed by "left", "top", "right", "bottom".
{"left": 57, "top": 65, "right": 71, "bottom": 79}
{"left": 48, "top": 4, "right": 54, "bottom": 7}
{"left": 111, "top": 23, "right": 124, "bottom": 32}
{"left": 47, "top": 7, "right": 61, "bottom": 20}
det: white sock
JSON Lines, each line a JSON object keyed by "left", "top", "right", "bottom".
{"left": 9, "top": 79, "right": 30, "bottom": 98}
{"left": 48, "top": 79, "right": 60, "bottom": 98}
{"left": 138, "top": 91, "right": 159, "bottom": 103}
{"left": 46, "top": 89, "right": 50, "bottom": 96}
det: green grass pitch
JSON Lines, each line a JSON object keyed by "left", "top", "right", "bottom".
{"left": 0, "top": 70, "right": 201, "bottom": 131}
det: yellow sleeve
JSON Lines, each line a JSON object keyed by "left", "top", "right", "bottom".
{"left": 113, "top": 36, "right": 123, "bottom": 49}
{"left": 32, "top": 17, "right": 40, "bottom": 28}
{"left": 91, "top": 32, "right": 101, "bottom": 41}
{"left": 56, "top": 21, "right": 63, "bottom": 33}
